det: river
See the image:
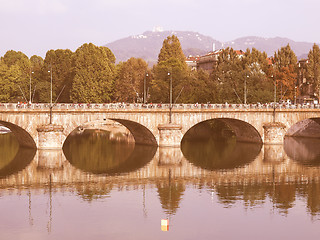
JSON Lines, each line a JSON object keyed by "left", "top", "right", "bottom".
{"left": 0, "top": 129, "right": 319, "bottom": 239}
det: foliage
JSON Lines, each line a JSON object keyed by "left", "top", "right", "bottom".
{"left": 272, "top": 44, "right": 298, "bottom": 101}
{"left": 113, "top": 58, "right": 148, "bottom": 102}
{"left": 157, "top": 35, "right": 186, "bottom": 64}
{"left": 1, "top": 50, "right": 32, "bottom": 102}
{"left": 39, "top": 49, "right": 75, "bottom": 103}
{"left": 306, "top": 43, "right": 320, "bottom": 96}
{"left": 151, "top": 35, "right": 188, "bottom": 103}
{"left": 0, "top": 41, "right": 316, "bottom": 104}
{"left": 0, "top": 61, "right": 23, "bottom": 102}
{"left": 71, "top": 43, "right": 115, "bottom": 103}
{"left": 29, "top": 55, "right": 44, "bottom": 103}
{"left": 212, "top": 48, "right": 245, "bottom": 103}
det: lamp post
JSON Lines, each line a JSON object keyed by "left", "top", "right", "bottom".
{"left": 168, "top": 72, "right": 172, "bottom": 124}
{"left": 29, "top": 69, "right": 34, "bottom": 104}
{"left": 143, "top": 72, "right": 148, "bottom": 104}
{"left": 48, "top": 68, "right": 53, "bottom": 124}
{"left": 294, "top": 86, "right": 297, "bottom": 105}
{"left": 244, "top": 74, "right": 249, "bottom": 104}
{"left": 48, "top": 68, "right": 53, "bottom": 105}
{"left": 271, "top": 74, "right": 276, "bottom": 122}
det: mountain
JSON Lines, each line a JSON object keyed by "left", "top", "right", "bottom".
{"left": 222, "top": 36, "right": 314, "bottom": 59}
{"left": 105, "top": 30, "right": 221, "bottom": 64}
{"left": 105, "top": 30, "right": 317, "bottom": 64}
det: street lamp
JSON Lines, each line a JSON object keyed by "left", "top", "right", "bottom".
{"left": 29, "top": 69, "right": 34, "bottom": 104}
{"left": 271, "top": 74, "right": 277, "bottom": 122}
{"left": 48, "top": 68, "right": 53, "bottom": 124}
{"left": 244, "top": 74, "right": 249, "bottom": 104}
{"left": 168, "top": 72, "right": 172, "bottom": 124}
{"left": 143, "top": 72, "right": 148, "bottom": 104}
{"left": 48, "top": 68, "right": 53, "bottom": 106}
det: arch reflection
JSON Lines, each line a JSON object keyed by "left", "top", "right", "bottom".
{"left": 284, "top": 137, "right": 320, "bottom": 166}
{"left": 181, "top": 138, "right": 262, "bottom": 170}
{"left": 63, "top": 130, "right": 157, "bottom": 175}
{"left": 0, "top": 133, "right": 36, "bottom": 178}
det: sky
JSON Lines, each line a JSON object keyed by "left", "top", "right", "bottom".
{"left": 0, "top": 0, "right": 319, "bottom": 58}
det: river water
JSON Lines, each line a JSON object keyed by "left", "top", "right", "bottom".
{"left": 0, "top": 129, "right": 320, "bottom": 240}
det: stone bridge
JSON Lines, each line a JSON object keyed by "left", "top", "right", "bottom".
{"left": 1, "top": 104, "right": 320, "bottom": 149}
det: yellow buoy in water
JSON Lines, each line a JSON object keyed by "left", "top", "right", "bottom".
{"left": 161, "top": 219, "right": 169, "bottom": 231}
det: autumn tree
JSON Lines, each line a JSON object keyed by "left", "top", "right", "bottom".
{"left": 151, "top": 35, "right": 188, "bottom": 103}
{"left": 71, "top": 43, "right": 115, "bottom": 103}
{"left": 113, "top": 58, "right": 149, "bottom": 102}
{"left": 306, "top": 43, "right": 320, "bottom": 98}
{"left": 273, "top": 44, "right": 298, "bottom": 101}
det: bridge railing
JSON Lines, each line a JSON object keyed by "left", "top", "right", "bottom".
{"left": 1, "top": 102, "right": 320, "bottom": 110}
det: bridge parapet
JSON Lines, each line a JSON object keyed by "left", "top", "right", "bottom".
{"left": 2, "top": 102, "right": 320, "bottom": 111}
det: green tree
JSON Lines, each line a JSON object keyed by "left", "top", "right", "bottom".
{"left": 29, "top": 55, "right": 44, "bottom": 103}
{"left": 0, "top": 61, "right": 22, "bottom": 102}
{"left": 306, "top": 43, "right": 320, "bottom": 98}
{"left": 242, "top": 48, "right": 273, "bottom": 103}
{"left": 71, "top": 43, "right": 115, "bottom": 103}
{"left": 41, "top": 49, "right": 74, "bottom": 103}
{"left": 1, "top": 50, "right": 31, "bottom": 102}
{"left": 273, "top": 44, "right": 297, "bottom": 69}
{"left": 113, "top": 58, "right": 148, "bottom": 102}
{"left": 151, "top": 35, "right": 188, "bottom": 103}
{"left": 183, "top": 69, "right": 216, "bottom": 103}
{"left": 213, "top": 48, "right": 244, "bottom": 103}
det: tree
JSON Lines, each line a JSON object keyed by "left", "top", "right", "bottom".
{"left": 306, "top": 43, "right": 320, "bottom": 98}
{"left": 71, "top": 43, "right": 115, "bottom": 103}
{"left": 1, "top": 50, "right": 31, "bottom": 102}
{"left": 29, "top": 55, "right": 44, "bottom": 102}
{"left": 151, "top": 35, "right": 188, "bottom": 103}
{"left": 113, "top": 58, "right": 148, "bottom": 102}
{"left": 213, "top": 48, "right": 244, "bottom": 103}
{"left": 157, "top": 35, "right": 186, "bottom": 63}
{"left": 182, "top": 69, "right": 217, "bottom": 103}
{"left": 242, "top": 48, "right": 273, "bottom": 103}
{"left": 272, "top": 44, "right": 298, "bottom": 101}
{"left": 41, "top": 49, "right": 74, "bottom": 103}
{"left": 0, "top": 61, "right": 22, "bottom": 102}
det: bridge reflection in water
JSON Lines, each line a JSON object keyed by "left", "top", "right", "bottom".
{"left": 0, "top": 131, "right": 319, "bottom": 217}
{"left": 1, "top": 132, "right": 320, "bottom": 240}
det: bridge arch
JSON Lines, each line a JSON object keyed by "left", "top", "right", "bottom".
{"left": 63, "top": 118, "right": 158, "bottom": 147}
{"left": 0, "top": 121, "right": 37, "bottom": 149}
{"left": 182, "top": 118, "right": 262, "bottom": 144}
{"left": 286, "top": 118, "right": 320, "bottom": 138}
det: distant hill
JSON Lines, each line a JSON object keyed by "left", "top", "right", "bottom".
{"left": 223, "top": 36, "right": 314, "bottom": 59}
{"left": 104, "top": 30, "right": 317, "bottom": 64}
{"left": 105, "top": 31, "right": 221, "bottom": 64}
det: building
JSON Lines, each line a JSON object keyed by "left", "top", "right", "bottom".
{"left": 186, "top": 49, "right": 245, "bottom": 73}
{"left": 185, "top": 55, "right": 199, "bottom": 71}
{"left": 296, "top": 59, "right": 318, "bottom": 104}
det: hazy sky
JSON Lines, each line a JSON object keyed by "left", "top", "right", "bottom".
{"left": 1, "top": 0, "right": 319, "bottom": 58}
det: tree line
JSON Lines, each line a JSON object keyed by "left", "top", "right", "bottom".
{"left": 1, "top": 36, "right": 320, "bottom": 104}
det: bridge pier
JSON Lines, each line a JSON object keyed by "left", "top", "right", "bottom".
{"left": 37, "top": 149, "right": 65, "bottom": 170}
{"left": 158, "top": 124, "right": 183, "bottom": 147}
{"left": 263, "top": 122, "right": 286, "bottom": 145}
{"left": 37, "top": 124, "right": 65, "bottom": 149}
